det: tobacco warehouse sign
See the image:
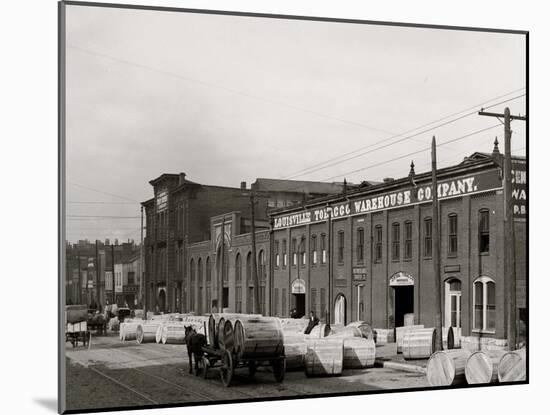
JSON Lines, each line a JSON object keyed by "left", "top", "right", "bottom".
{"left": 273, "top": 170, "right": 502, "bottom": 229}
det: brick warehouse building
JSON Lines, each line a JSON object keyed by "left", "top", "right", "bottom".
{"left": 269, "top": 145, "right": 526, "bottom": 345}
{"left": 141, "top": 173, "right": 346, "bottom": 314}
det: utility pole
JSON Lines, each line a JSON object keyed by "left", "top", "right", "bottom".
{"left": 95, "top": 240, "right": 100, "bottom": 309}
{"left": 478, "top": 107, "right": 526, "bottom": 351}
{"left": 111, "top": 244, "right": 115, "bottom": 307}
{"left": 431, "top": 136, "right": 443, "bottom": 351}
{"left": 77, "top": 254, "right": 82, "bottom": 304}
{"left": 219, "top": 215, "right": 225, "bottom": 312}
{"left": 140, "top": 206, "right": 144, "bottom": 313}
{"left": 250, "top": 191, "right": 261, "bottom": 314}
{"left": 327, "top": 205, "right": 332, "bottom": 327}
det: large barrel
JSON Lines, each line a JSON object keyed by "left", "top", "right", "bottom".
{"left": 442, "top": 326, "right": 459, "bottom": 350}
{"left": 373, "top": 328, "right": 395, "bottom": 345}
{"left": 221, "top": 319, "right": 235, "bottom": 352}
{"left": 343, "top": 337, "right": 375, "bottom": 368}
{"left": 121, "top": 321, "right": 140, "bottom": 341}
{"left": 465, "top": 350, "right": 506, "bottom": 384}
{"left": 308, "top": 323, "right": 331, "bottom": 338}
{"left": 396, "top": 325, "right": 424, "bottom": 353}
{"left": 304, "top": 338, "right": 344, "bottom": 376}
{"left": 136, "top": 322, "right": 161, "bottom": 344}
{"left": 498, "top": 348, "right": 526, "bottom": 382}
{"left": 402, "top": 327, "right": 435, "bottom": 360}
{"left": 233, "top": 316, "right": 284, "bottom": 359}
{"left": 346, "top": 321, "right": 374, "bottom": 340}
{"left": 155, "top": 323, "right": 164, "bottom": 343}
{"left": 329, "top": 324, "right": 363, "bottom": 339}
{"left": 426, "top": 349, "right": 472, "bottom": 386}
{"left": 279, "top": 318, "right": 310, "bottom": 334}
{"left": 161, "top": 322, "right": 186, "bottom": 344}
{"left": 284, "top": 334, "right": 307, "bottom": 370}
{"left": 404, "top": 313, "right": 415, "bottom": 327}
{"left": 208, "top": 313, "right": 259, "bottom": 348}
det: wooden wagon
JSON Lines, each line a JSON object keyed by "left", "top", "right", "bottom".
{"left": 200, "top": 314, "right": 286, "bottom": 387}
{"left": 65, "top": 305, "right": 90, "bottom": 347}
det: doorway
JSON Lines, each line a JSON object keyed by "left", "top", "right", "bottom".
{"left": 158, "top": 289, "right": 166, "bottom": 313}
{"left": 222, "top": 287, "right": 229, "bottom": 309}
{"left": 334, "top": 294, "right": 346, "bottom": 325}
{"left": 293, "top": 294, "right": 305, "bottom": 317}
{"left": 393, "top": 286, "right": 414, "bottom": 327}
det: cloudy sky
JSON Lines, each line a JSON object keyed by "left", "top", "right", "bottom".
{"left": 64, "top": 4, "right": 526, "bottom": 243}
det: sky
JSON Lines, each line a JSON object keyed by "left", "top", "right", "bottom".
{"left": 64, "top": 4, "right": 527, "bottom": 243}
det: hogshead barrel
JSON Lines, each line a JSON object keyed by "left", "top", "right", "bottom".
{"left": 208, "top": 313, "right": 259, "bottom": 348}
{"left": 373, "top": 328, "right": 395, "bottom": 345}
{"left": 346, "top": 321, "right": 374, "bottom": 340}
{"left": 343, "top": 337, "right": 375, "bottom": 369}
{"left": 119, "top": 322, "right": 126, "bottom": 341}
{"left": 304, "top": 338, "right": 344, "bottom": 376}
{"left": 396, "top": 325, "right": 424, "bottom": 353}
{"left": 217, "top": 317, "right": 227, "bottom": 349}
{"left": 279, "top": 318, "right": 310, "bottom": 334}
{"left": 161, "top": 322, "right": 186, "bottom": 344}
{"left": 465, "top": 350, "right": 506, "bottom": 384}
{"left": 155, "top": 323, "right": 164, "bottom": 343}
{"left": 498, "top": 348, "right": 526, "bottom": 382}
{"left": 136, "top": 322, "right": 162, "bottom": 344}
{"left": 121, "top": 321, "right": 140, "bottom": 341}
{"left": 402, "top": 327, "right": 435, "bottom": 360}
{"left": 404, "top": 313, "right": 415, "bottom": 327}
{"left": 329, "top": 325, "right": 362, "bottom": 339}
{"left": 233, "top": 316, "right": 284, "bottom": 359}
{"left": 221, "top": 319, "right": 235, "bottom": 352}
{"left": 284, "top": 334, "right": 307, "bottom": 370}
{"left": 308, "top": 323, "right": 332, "bottom": 338}
{"left": 426, "top": 349, "right": 472, "bottom": 386}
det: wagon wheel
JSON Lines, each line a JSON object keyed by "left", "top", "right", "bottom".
{"left": 202, "top": 356, "right": 210, "bottom": 379}
{"left": 272, "top": 358, "right": 285, "bottom": 383}
{"left": 248, "top": 361, "right": 257, "bottom": 378}
{"left": 220, "top": 350, "right": 234, "bottom": 387}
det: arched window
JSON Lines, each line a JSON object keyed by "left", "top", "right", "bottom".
{"left": 206, "top": 257, "right": 211, "bottom": 283}
{"left": 311, "top": 234, "right": 318, "bottom": 265}
{"left": 258, "top": 250, "right": 266, "bottom": 281}
{"left": 282, "top": 239, "right": 287, "bottom": 267}
{"left": 424, "top": 218, "right": 433, "bottom": 257}
{"left": 321, "top": 233, "right": 327, "bottom": 264}
{"left": 392, "top": 223, "right": 400, "bottom": 260}
{"left": 197, "top": 258, "right": 203, "bottom": 315}
{"left": 189, "top": 258, "right": 195, "bottom": 311}
{"left": 334, "top": 294, "right": 346, "bottom": 325}
{"left": 448, "top": 213, "right": 458, "bottom": 256}
{"left": 205, "top": 256, "right": 211, "bottom": 312}
{"left": 479, "top": 209, "right": 490, "bottom": 253}
{"left": 246, "top": 252, "right": 252, "bottom": 282}
{"left": 473, "top": 276, "right": 495, "bottom": 331}
{"left": 235, "top": 253, "right": 242, "bottom": 283}
{"left": 356, "top": 228, "right": 364, "bottom": 263}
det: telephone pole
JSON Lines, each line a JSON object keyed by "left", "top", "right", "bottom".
{"left": 219, "top": 215, "right": 225, "bottom": 312}
{"left": 77, "top": 254, "right": 82, "bottom": 304}
{"left": 479, "top": 107, "right": 526, "bottom": 351}
{"left": 95, "top": 240, "right": 100, "bottom": 309}
{"left": 250, "top": 191, "right": 261, "bottom": 314}
{"left": 431, "top": 136, "right": 443, "bottom": 351}
{"left": 111, "top": 244, "right": 116, "bottom": 307}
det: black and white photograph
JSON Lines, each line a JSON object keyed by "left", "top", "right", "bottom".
{"left": 57, "top": 1, "right": 528, "bottom": 413}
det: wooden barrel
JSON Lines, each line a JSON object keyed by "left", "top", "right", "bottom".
{"left": 404, "top": 313, "right": 415, "bottom": 327}
{"left": 217, "top": 317, "right": 227, "bottom": 349}
{"left": 396, "top": 325, "right": 424, "bottom": 353}
{"left": 136, "top": 322, "right": 161, "bottom": 344}
{"left": 329, "top": 324, "right": 363, "bottom": 339}
{"left": 208, "top": 313, "right": 259, "bottom": 348}
{"left": 304, "top": 338, "right": 344, "bottom": 376}
{"left": 155, "top": 323, "right": 164, "bottom": 344}
{"left": 121, "top": 321, "right": 140, "bottom": 341}
{"left": 498, "top": 348, "right": 526, "bottom": 382}
{"left": 343, "top": 337, "right": 376, "bottom": 368}
{"left": 279, "top": 318, "right": 310, "bottom": 334}
{"left": 308, "top": 323, "right": 332, "bottom": 338}
{"left": 465, "top": 350, "right": 506, "bottom": 384}
{"left": 345, "top": 321, "right": 374, "bottom": 340}
{"left": 161, "top": 323, "right": 186, "bottom": 344}
{"left": 373, "top": 328, "right": 395, "bottom": 345}
{"left": 284, "top": 334, "right": 307, "bottom": 370}
{"left": 119, "top": 322, "right": 125, "bottom": 341}
{"left": 221, "top": 319, "right": 235, "bottom": 352}
{"left": 233, "top": 316, "right": 284, "bottom": 359}
{"left": 402, "top": 328, "right": 435, "bottom": 360}
{"left": 426, "top": 350, "right": 472, "bottom": 386}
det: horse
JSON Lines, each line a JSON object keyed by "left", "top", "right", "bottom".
{"left": 184, "top": 325, "right": 206, "bottom": 375}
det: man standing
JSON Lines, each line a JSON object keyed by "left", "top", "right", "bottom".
{"left": 304, "top": 311, "right": 319, "bottom": 335}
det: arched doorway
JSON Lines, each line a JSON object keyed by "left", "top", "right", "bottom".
{"left": 389, "top": 272, "right": 414, "bottom": 328}
{"left": 291, "top": 278, "right": 306, "bottom": 317}
{"left": 217, "top": 245, "right": 229, "bottom": 309}
{"left": 445, "top": 278, "right": 462, "bottom": 349}
{"left": 334, "top": 294, "right": 346, "bottom": 325}
{"left": 158, "top": 289, "right": 166, "bottom": 313}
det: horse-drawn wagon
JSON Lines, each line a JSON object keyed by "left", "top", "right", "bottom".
{"left": 187, "top": 314, "right": 286, "bottom": 387}
{"left": 65, "top": 305, "right": 90, "bottom": 347}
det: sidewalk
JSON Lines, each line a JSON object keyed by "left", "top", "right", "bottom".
{"left": 374, "top": 343, "right": 429, "bottom": 374}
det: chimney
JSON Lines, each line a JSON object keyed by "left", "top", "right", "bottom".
{"left": 178, "top": 172, "right": 186, "bottom": 185}
{"left": 240, "top": 181, "right": 247, "bottom": 191}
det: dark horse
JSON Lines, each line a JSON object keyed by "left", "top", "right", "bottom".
{"left": 184, "top": 326, "right": 206, "bottom": 375}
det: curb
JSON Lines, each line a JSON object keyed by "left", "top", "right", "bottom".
{"left": 376, "top": 360, "right": 427, "bottom": 374}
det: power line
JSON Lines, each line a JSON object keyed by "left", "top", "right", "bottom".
{"left": 320, "top": 123, "right": 502, "bottom": 182}
{"left": 68, "top": 181, "right": 141, "bottom": 203}
{"left": 67, "top": 201, "right": 137, "bottom": 205}
{"left": 281, "top": 90, "right": 525, "bottom": 180}
{"left": 67, "top": 215, "right": 141, "bottom": 219}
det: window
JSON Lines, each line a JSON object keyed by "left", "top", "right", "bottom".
{"left": 321, "top": 234, "right": 327, "bottom": 264}
{"left": 235, "top": 287, "right": 242, "bottom": 313}
{"left": 275, "top": 240, "right": 280, "bottom": 267}
{"left": 247, "top": 287, "right": 254, "bottom": 313}
{"left": 356, "top": 228, "right": 364, "bottom": 263}
{"left": 337, "top": 231, "right": 345, "bottom": 263}
{"left": 189, "top": 259, "right": 195, "bottom": 311}
{"left": 424, "top": 218, "right": 432, "bottom": 257}
{"left": 258, "top": 250, "right": 266, "bottom": 281}
{"left": 479, "top": 209, "right": 490, "bottom": 254}
{"left": 235, "top": 253, "right": 242, "bottom": 283}
{"left": 300, "top": 238, "right": 306, "bottom": 266}
{"left": 473, "top": 277, "right": 496, "bottom": 332}
{"left": 320, "top": 288, "right": 326, "bottom": 320}
{"left": 246, "top": 252, "right": 252, "bottom": 282}
{"left": 274, "top": 288, "right": 279, "bottom": 316}
{"left": 311, "top": 235, "right": 318, "bottom": 265}
{"left": 282, "top": 239, "right": 288, "bottom": 267}
{"left": 404, "top": 221, "right": 413, "bottom": 260}
{"left": 206, "top": 257, "right": 211, "bottom": 283}
{"left": 375, "top": 225, "right": 383, "bottom": 262}
{"left": 448, "top": 214, "right": 458, "bottom": 256}
{"left": 392, "top": 223, "right": 400, "bottom": 260}
{"left": 311, "top": 288, "right": 318, "bottom": 316}
{"left": 260, "top": 287, "right": 266, "bottom": 314}
{"left": 292, "top": 238, "right": 297, "bottom": 266}
{"left": 282, "top": 288, "right": 287, "bottom": 317}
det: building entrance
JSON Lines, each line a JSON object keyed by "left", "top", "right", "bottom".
{"left": 393, "top": 286, "right": 414, "bottom": 327}
{"left": 292, "top": 294, "right": 305, "bottom": 317}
